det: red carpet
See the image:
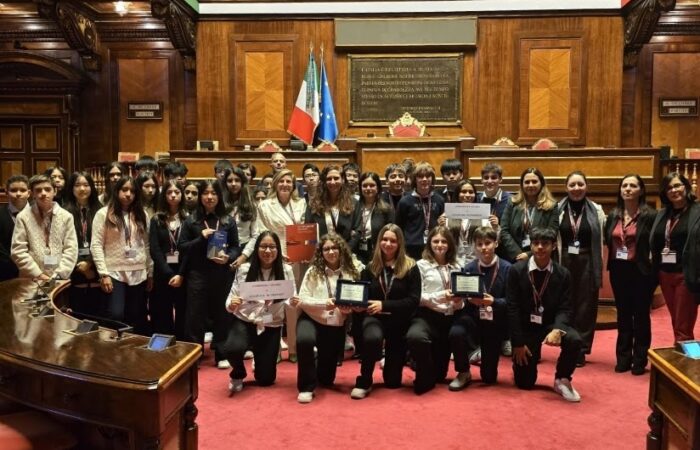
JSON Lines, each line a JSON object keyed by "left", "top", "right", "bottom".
{"left": 195, "top": 307, "right": 698, "bottom": 450}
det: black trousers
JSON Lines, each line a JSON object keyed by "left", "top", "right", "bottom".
{"left": 609, "top": 260, "right": 654, "bottom": 368}
{"left": 512, "top": 326, "right": 583, "bottom": 389}
{"left": 562, "top": 250, "right": 599, "bottom": 355}
{"left": 449, "top": 304, "right": 506, "bottom": 384}
{"left": 406, "top": 308, "right": 454, "bottom": 393}
{"left": 221, "top": 316, "right": 281, "bottom": 386}
{"left": 185, "top": 269, "right": 233, "bottom": 361}
{"left": 354, "top": 313, "right": 409, "bottom": 390}
{"left": 150, "top": 278, "right": 187, "bottom": 340}
{"left": 296, "top": 313, "right": 345, "bottom": 392}
{"left": 69, "top": 285, "right": 103, "bottom": 319}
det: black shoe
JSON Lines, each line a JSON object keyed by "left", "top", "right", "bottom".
{"left": 614, "top": 362, "right": 631, "bottom": 373}
{"left": 576, "top": 353, "right": 586, "bottom": 368}
{"left": 631, "top": 365, "right": 646, "bottom": 376}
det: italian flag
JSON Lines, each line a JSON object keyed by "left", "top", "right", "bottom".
{"left": 287, "top": 51, "right": 319, "bottom": 146}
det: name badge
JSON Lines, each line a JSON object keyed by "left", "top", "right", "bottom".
{"left": 479, "top": 306, "right": 493, "bottom": 321}
{"left": 567, "top": 245, "right": 580, "bottom": 255}
{"left": 325, "top": 311, "right": 341, "bottom": 326}
{"left": 521, "top": 236, "right": 531, "bottom": 248}
{"left": 423, "top": 230, "right": 429, "bottom": 245}
{"left": 78, "top": 248, "right": 91, "bottom": 257}
{"left": 43, "top": 254, "right": 58, "bottom": 268}
{"left": 616, "top": 248, "right": 629, "bottom": 260}
{"left": 262, "top": 313, "right": 274, "bottom": 324}
{"left": 359, "top": 240, "right": 368, "bottom": 251}
{"left": 125, "top": 248, "right": 137, "bottom": 258}
{"left": 166, "top": 252, "right": 179, "bottom": 264}
{"left": 662, "top": 251, "right": 677, "bottom": 264}
{"left": 530, "top": 313, "right": 543, "bottom": 324}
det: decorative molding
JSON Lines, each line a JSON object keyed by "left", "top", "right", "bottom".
{"left": 0, "top": 50, "right": 87, "bottom": 95}
{"left": 35, "top": 0, "right": 102, "bottom": 71}
{"left": 99, "top": 28, "right": 171, "bottom": 42}
{"left": 623, "top": 0, "right": 676, "bottom": 68}
{"left": 151, "top": 0, "right": 197, "bottom": 71}
{"left": 656, "top": 6, "right": 700, "bottom": 35}
{"left": 0, "top": 29, "right": 64, "bottom": 42}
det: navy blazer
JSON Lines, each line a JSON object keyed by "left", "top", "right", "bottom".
{"left": 0, "top": 205, "right": 18, "bottom": 281}
{"left": 348, "top": 201, "right": 395, "bottom": 253}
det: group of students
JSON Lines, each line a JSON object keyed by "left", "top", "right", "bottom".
{"left": 1, "top": 153, "right": 699, "bottom": 405}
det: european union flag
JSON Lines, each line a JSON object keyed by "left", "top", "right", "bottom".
{"left": 317, "top": 60, "right": 338, "bottom": 144}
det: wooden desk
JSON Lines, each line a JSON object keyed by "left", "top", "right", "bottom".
{"left": 647, "top": 347, "right": 700, "bottom": 450}
{"left": 0, "top": 279, "right": 201, "bottom": 449}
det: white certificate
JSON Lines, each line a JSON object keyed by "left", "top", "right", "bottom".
{"left": 338, "top": 283, "right": 367, "bottom": 304}
{"left": 454, "top": 274, "right": 481, "bottom": 294}
{"left": 239, "top": 279, "right": 295, "bottom": 302}
{"left": 445, "top": 202, "right": 491, "bottom": 220}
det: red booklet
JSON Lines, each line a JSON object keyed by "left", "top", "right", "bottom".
{"left": 285, "top": 223, "right": 318, "bottom": 263}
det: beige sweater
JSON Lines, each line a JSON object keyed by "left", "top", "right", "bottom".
{"left": 11, "top": 203, "right": 78, "bottom": 279}
{"left": 91, "top": 206, "right": 153, "bottom": 277}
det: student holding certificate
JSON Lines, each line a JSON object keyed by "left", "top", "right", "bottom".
{"left": 351, "top": 224, "right": 421, "bottom": 399}
{"left": 406, "top": 226, "right": 464, "bottom": 394}
{"left": 500, "top": 168, "right": 558, "bottom": 263}
{"left": 178, "top": 179, "right": 240, "bottom": 369}
{"left": 604, "top": 174, "right": 657, "bottom": 374}
{"left": 650, "top": 172, "right": 700, "bottom": 345}
{"left": 450, "top": 226, "right": 512, "bottom": 389}
{"left": 221, "top": 231, "right": 296, "bottom": 394}
{"left": 292, "top": 233, "right": 363, "bottom": 403}
{"left": 90, "top": 176, "right": 152, "bottom": 334}
{"left": 256, "top": 169, "right": 308, "bottom": 362}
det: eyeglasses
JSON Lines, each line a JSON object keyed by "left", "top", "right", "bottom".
{"left": 667, "top": 183, "right": 684, "bottom": 192}
{"left": 260, "top": 245, "right": 278, "bottom": 251}
{"left": 322, "top": 246, "right": 339, "bottom": 253}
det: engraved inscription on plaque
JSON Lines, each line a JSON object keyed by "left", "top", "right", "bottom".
{"left": 349, "top": 54, "right": 462, "bottom": 125}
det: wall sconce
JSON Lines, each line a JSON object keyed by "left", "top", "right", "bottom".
{"left": 114, "top": 1, "right": 131, "bottom": 16}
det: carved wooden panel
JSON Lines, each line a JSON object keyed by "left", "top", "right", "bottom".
{"left": 0, "top": 126, "right": 23, "bottom": 151}
{"left": 651, "top": 52, "right": 700, "bottom": 155}
{"left": 32, "top": 125, "right": 59, "bottom": 152}
{"left": 33, "top": 158, "right": 58, "bottom": 175}
{"left": 230, "top": 35, "right": 296, "bottom": 145}
{"left": 516, "top": 37, "right": 585, "bottom": 145}
{"left": 0, "top": 160, "right": 23, "bottom": 188}
{"left": 116, "top": 57, "right": 171, "bottom": 155}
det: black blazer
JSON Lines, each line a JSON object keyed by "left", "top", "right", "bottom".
{"left": 305, "top": 201, "right": 356, "bottom": 243}
{"left": 150, "top": 215, "right": 185, "bottom": 281}
{"left": 361, "top": 264, "right": 420, "bottom": 321}
{"left": 499, "top": 200, "right": 559, "bottom": 262}
{"left": 0, "top": 205, "right": 18, "bottom": 281}
{"left": 348, "top": 201, "right": 395, "bottom": 252}
{"left": 177, "top": 213, "right": 240, "bottom": 274}
{"left": 506, "top": 259, "right": 572, "bottom": 347}
{"left": 604, "top": 206, "right": 656, "bottom": 277}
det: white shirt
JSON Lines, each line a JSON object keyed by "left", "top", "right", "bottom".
{"left": 417, "top": 259, "right": 464, "bottom": 315}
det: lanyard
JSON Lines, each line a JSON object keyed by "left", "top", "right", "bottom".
{"left": 420, "top": 196, "right": 432, "bottom": 233}
{"left": 282, "top": 202, "right": 297, "bottom": 224}
{"left": 478, "top": 261, "right": 500, "bottom": 294}
{"left": 523, "top": 206, "right": 535, "bottom": 232}
{"left": 80, "top": 208, "right": 89, "bottom": 247}
{"left": 620, "top": 211, "right": 639, "bottom": 246}
{"left": 436, "top": 265, "right": 451, "bottom": 291}
{"left": 324, "top": 270, "right": 342, "bottom": 298}
{"left": 168, "top": 223, "right": 180, "bottom": 253}
{"left": 329, "top": 207, "right": 339, "bottom": 232}
{"left": 123, "top": 213, "right": 132, "bottom": 247}
{"left": 379, "top": 267, "right": 395, "bottom": 300}
{"left": 40, "top": 212, "right": 53, "bottom": 250}
{"left": 483, "top": 189, "right": 502, "bottom": 214}
{"left": 664, "top": 209, "right": 686, "bottom": 249}
{"left": 528, "top": 269, "right": 552, "bottom": 311}
{"left": 360, "top": 205, "right": 375, "bottom": 239}
{"left": 567, "top": 204, "right": 584, "bottom": 242}
{"left": 460, "top": 219, "right": 471, "bottom": 245}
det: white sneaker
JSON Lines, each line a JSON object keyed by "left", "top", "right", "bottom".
{"left": 379, "top": 357, "right": 385, "bottom": 369}
{"left": 554, "top": 378, "right": 581, "bottom": 402}
{"left": 344, "top": 337, "right": 355, "bottom": 352}
{"left": 228, "top": 378, "right": 243, "bottom": 394}
{"left": 204, "top": 332, "right": 213, "bottom": 344}
{"left": 297, "top": 392, "right": 314, "bottom": 403}
{"left": 280, "top": 338, "right": 288, "bottom": 350}
{"left": 469, "top": 348, "right": 482, "bottom": 365}
{"left": 448, "top": 372, "right": 472, "bottom": 391}
{"left": 501, "top": 340, "right": 512, "bottom": 357}
{"left": 217, "top": 360, "right": 231, "bottom": 369}
{"left": 244, "top": 350, "right": 254, "bottom": 360}
{"left": 350, "top": 387, "right": 371, "bottom": 400}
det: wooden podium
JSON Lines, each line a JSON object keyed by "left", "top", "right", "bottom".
{"left": 0, "top": 279, "right": 201, "bottom": 449}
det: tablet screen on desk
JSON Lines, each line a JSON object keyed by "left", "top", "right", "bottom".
{"left": 679, "top": 341, "right": 700, "bottom": 359}
{"left": 147, "top": 334, "right": 175, "bottom": 351}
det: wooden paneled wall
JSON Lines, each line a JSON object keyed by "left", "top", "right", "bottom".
{"left": 197, "top": 16, "right": 624, "bottom": 149}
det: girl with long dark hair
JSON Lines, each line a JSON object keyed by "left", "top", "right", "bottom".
{"left": 349, "top": 172, "right": 394, "bottom": 265}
